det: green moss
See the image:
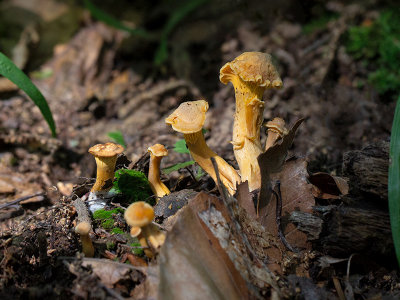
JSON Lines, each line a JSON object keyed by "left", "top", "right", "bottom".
{"left": 112, "top": 169, "right": 152, "bottom": 202}
{"left": 129, "top": 239, "right": 144, "bottom": 256}
{"left": 345, "top": 9, "right": 400, "bottom": 98}
{"left": 93, "top": 208, "right": 124, "bottom": 220}
{"left": 111, "top": 228, "right": 124, "bottom": 235}
{"left": 101, "top": 219, "right": 114, "bottom": 229}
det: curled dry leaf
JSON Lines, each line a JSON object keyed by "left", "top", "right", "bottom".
{"left": 234, "top": 181, "right": 257, "bottom": 218}
{"left": 309, "top": 172, "right": 349, "bottom": 199}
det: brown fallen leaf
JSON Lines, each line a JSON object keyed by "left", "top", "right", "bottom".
{"left": 259, "top": 158, "right": 315, "bottom": 250}
{"left": 309, "top": 172, "right": 349, "bottom": 199}
{"left": 158, "top": 192, "right": 250, "bottom": 300}
{"left": 234, "top": 181, "right": 257, "bottom": 218}
{"left": 257, "top": 118, "right": 304, "bottom": 214}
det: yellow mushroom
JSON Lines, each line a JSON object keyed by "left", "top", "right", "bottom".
{"left": 124, "top": 201, "right": 165, "bottom": 258}
{"left": 165, "top": 100, "right": 240, "bottom": 195}
{"left": 264, "top": 117, "right": 288, "bottom": 151}
{"left": 88, "top": 142, "right": 124, "bottom": 193}
{"left": 75, "top": 221, "right": 95, "bottom": 257}
{"left": 147, "top": 144, "right": 170, "bottom": 199}
{"left": 220, "top": 52, "right": 282, "bottom": 191}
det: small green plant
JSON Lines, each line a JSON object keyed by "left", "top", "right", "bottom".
{"left": 345, "top": 10, "right": 400, "bottom": 98}
{"left": 111, "top": 227, "right": 124, "bottom": 235}
{"left": 111, "top": 169, "right": 152, "bottom": 202}
{"left": 0, "top": 52, "right": 56, "bottom": 137}
{"left": 107, "top": 130, "right": 127, "bottom": 148}
{"left": 389, "top": 96, "right": 400, "bottom": 268}
{"left": 129, "top": 240, "right": 144, "bottom": 256}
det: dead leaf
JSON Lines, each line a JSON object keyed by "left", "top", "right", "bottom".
{"left": 259, "top": 158, "right": 315, "bottom": 250}
{"left": 257, "top": 118, "right": 304, "bottom": 213}
{"left": 234, "top": 181, "right": 257, "bottom": 218}
{"left": 81, "top": 258, "right": 145, "bottom": 289}
{"left": 309, "top": 172, "right": 349, "bottom": 199}
{"left": 158, "top": 192, "right": 250, "bottom": 300}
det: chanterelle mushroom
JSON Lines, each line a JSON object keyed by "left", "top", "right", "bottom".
{"left": 264, "top": 117, "right": 288, "bottom": 151}
{"left": 148, "top": 144, "right": 170, "bottom": 199}
{"left": 220, "top": 52, "right": 282, "bottom": 191}
{"left": 165, "top": 100, "right": 240, "bottom": 195}
{"left": 87, "top": 142, "right": 124, "bottom": 212}
{"left": 75, "top": 221, "right": 95, "bottom": 257}
{"left": 124, "top": 201, "right": 165, "bottom": 258}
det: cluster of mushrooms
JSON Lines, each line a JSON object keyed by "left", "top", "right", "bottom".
{"left": 74, "top": 52, "right": 289, "bottom": 258}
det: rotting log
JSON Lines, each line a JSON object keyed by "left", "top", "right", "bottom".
{"left": 342, "top": 140, "right": 389, "bottom": 202}
{"left": 291, "top": 141, "right": 394, "bottom": 259}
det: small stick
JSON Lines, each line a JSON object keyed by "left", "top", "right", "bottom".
{"left": 0, "top": 192, "right": 45, "bottom": 210}
{"left": 72, "top": 197, "right": 92, "bottom": 225}
{"left": 272, "top": 182, "right": 298, "bottom": 253}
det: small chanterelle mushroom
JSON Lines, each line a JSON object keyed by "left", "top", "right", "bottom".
{"left": 264, "top": 117, "right": 288, "bottom": 151}
{"left": 124, "top": 201, "right": 165, "bottom": 258}
{"left": 220, "top": 52, "right": 283, "bottom": 191}
{"left": 148, "top": 144, "right": 170, "bottom": 199}
{"left": 75, "top": 221, "right": 95, "bottom": 257}
{"left": 165, "top": 100, "right": 241, "bottom": 195}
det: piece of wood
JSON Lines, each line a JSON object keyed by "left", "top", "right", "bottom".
{"left": 342, "top": 141, "right": 389, "bottom": 202}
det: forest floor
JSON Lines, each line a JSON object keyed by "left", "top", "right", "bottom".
{"left": 0, "top": 0, "right": 399, "bottom": 299}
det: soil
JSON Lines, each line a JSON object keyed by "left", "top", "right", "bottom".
{"left": 0, "top": 0, "right": 398, "bottom": 299}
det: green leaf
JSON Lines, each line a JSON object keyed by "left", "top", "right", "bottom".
{"left": 389, "top": 96, "right": 400, "bottom": 267}
{"left": 0, "top": 52, "right": 56, "bottom": 137}
{"left": 162, "top": 160, "right": 195, "bottom": 175}
{"left": 107, "top": 131, "right": 127, "bottom": 148}
{"left": 195, "top": 166, "right": 205, "bottom": 180}
{"left": 83, "top": 0, "right": 152, "bottom": 39}
{"left": 173, "top": 139, "right": 190, "bottom": 154}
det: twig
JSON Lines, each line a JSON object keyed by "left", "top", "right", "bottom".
{"left": 72, "top": 197, "right": 92, "bottom": 225}
{"left": 0, "top": 192, "right": 45, "bottom": 210}
{"left": 272, "top": 182, "right": 298, "bottom": 253}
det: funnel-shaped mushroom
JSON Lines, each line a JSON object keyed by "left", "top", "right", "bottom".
{"left": 124, "top": 201, "right": 165, "bottom": 258}
{"left": 75, "top": 221, "right": 95, "bottom": 257}
{"left": 165, "top": 100, "right": 240, "bottom": 195}
{"left": 264, "top": 117, "right": 288, "bottom": 151}
{"left": 89, "top": 142, "right": 124, "bottom": 193}
{"left": 220, "top": 52, "right": 282, "bottom": 191}
{"left": 148, "top": 144, "right": 170, "bottom": 199}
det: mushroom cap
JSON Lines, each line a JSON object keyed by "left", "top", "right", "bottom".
{"left": 219, "top": 52, "right": 283, "bottom": 88}
{"left": 124, "top": 201, "right": 155, "bottom": 227}
{"left": 130, "top": 226, "right": 142, "bottom": 237}
{"left": 165, "top": 100, "right": 209, "bottom": 134}
{"left": 89, "top": 142, "right": 124, "bottom": 157}
{"left": 75, "top": 222, "right": 91, "bottom": 235}
{"left": 148, "top": 144, "right": 168, "bottom": 157}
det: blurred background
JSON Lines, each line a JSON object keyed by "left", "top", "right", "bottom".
{"left": 0, "top": 0, "right": 399, "bottom": 195}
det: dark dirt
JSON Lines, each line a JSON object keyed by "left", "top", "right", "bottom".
{"left": 0, "top": 0, "right": 399, "bottom": 299}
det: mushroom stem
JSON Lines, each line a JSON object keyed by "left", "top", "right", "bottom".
{"left": 148, "top": 145, "right": 170, "bottom": 199}
{"left": 91, "top": 156, "right": 118, "bottom": 192}
{"left": 229, "top": 76, "right": 265, "bottom": 191}
{"left": 184, "top": 131, "right": 240, "bottom": 195}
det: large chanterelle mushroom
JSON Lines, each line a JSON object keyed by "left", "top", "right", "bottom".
{"left": 220, "top": 52, "right": 282, "bottom": 191}
{"left": 165, "top": 100, "right": 240, "bottom": 195}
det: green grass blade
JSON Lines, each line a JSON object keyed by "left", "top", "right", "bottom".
{"left": 0, "top": 52, "right": 56, "bottom": 137}
{"left": 162, "top": 160, "right": 195, "bottom": 175}
{"left": 154, "top": 0, "right": 208, "bottom": 65}
{"left": 107, "top": 131, "right": 127, "bottom": 148}
{"left": 83, "top": 0, "right": 151, "bottom": 39}
{"left": 389, "top": 96, "right": 400, "bottom": 266}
